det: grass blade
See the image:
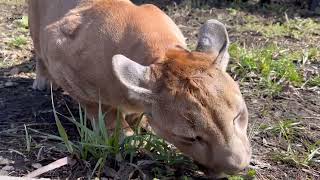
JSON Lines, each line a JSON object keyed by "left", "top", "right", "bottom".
{"left": 24, "top": 124, "right": 31, "bottom": 152}
{"left": 50, "top": 84, "right": 73, "bottom": 154}
{"left": 90, "top": 157, "right": 103, "bottom": 179}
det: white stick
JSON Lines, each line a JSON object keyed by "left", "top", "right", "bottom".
{"left": 24, "top": 157, "right": 69, "bottom": 178}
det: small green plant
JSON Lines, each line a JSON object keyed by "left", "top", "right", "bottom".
{"left": 8, "top": 36, "right": 27, "bottom": 48}
{"left": 228, "top": 168, "right": 256, "bottom": 180}
{"left": 262, "top": 119, "right": 304, "bottom": 141}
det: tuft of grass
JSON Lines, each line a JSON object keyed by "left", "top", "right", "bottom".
{"left": 307, "top": 75, "right": 320, "bottom": 87}
{"left": 229, "top": 43, "right": 307, "bottom": 95}
{"left": 50, "top": 102, "right": 125, "bottom": 176}
{"left": 262, "top": 120, "right": 319, "bottom": 167}
{"left": 8, "top": 35, "right": 28, "bottom": 48}
{"left": 272, "top": 141, "right": 320, "bottom": 168}
{"left": 261, "top": 119, "right": 305, "bottom": 142}
{"left": 48, "top": 89, "right": 194, "bottom": 178}
{"left": 304, "top": 141, "right": 320, "bottom": 165}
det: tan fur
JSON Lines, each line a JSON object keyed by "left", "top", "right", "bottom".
{"left": 28, "top": 0, "right": 251, "bottom": 176}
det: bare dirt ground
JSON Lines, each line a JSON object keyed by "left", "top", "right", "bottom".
{"left": 0, "top": 0, "right": 319, "bottom": 179}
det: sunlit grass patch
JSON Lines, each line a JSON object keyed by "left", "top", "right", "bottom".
{"left": 8, "top": 35, "right": 28, "bottom": 48}
{"left": 238, "top": 17, "right": 320, "bottom": 39}
{"left": 229, "top": 43, "right": 306, "bottom": 95}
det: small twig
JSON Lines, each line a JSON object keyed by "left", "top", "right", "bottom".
{"left": 302, "top": 117, "right": 320, "bottom": 120}
{"left": 0, "top": 176, "right": 50, "bottom": 180}
{"left": 301, "top": 168, "right": 319, "bottom": 177}
{"left": 128, "top": 163, "right": 147, "bottom": 180}
{"left": 284, "top": 12, "right": 290, "bottom": 24}
{"left": 8, "top": 148, "right": 26, "bottom": 158}
{"left": 24, "top": 157, "right": 70, "bottom": 178}
{"left": 0, "top": 128, "right": 18, "bottom": 135}
{"left": 0, "top": 123, "right": 58, "bottom": 135}
{"left": 36, "top": 146, "right": 44, "bottom": 161}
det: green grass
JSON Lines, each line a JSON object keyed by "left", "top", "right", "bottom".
{"left": 44, "top": 87, "right": 195, "bottom": 178}
{"left": 260, "top": 120, "right": 320, "bottom": 168}
{"left": 229, "top": 43, "right": 319, "bottom": 95}
{"left": 260, "top": 119, "right": 305, "bottom": 142}
{"left": 305, "top": 47, "right": 320, "bottom": 63}
{"left": 238, "top": 17, "right": 320, "bottom": 39}
{"left": 307, "top": 75, "right": 320, "bottom": 87}
{"left": 8, "top": 35, "right": 28, "bottom": 48}
{"left": 272, "top": 140, "right": 320, "bottom": 168}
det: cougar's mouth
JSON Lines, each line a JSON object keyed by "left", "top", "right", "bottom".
{"left": 195, "top": 162, "right": 228, "bottom": 179}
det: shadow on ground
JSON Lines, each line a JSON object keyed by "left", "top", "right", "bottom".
{"left": 0, "top": 55, "right": 80, "bottom": 138}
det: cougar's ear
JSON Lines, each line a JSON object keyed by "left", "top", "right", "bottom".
{"left": 196, "top": 19, "right": 230, "bottom": 71}
{"left": 112, "top": 54, "right": 155, "bottom": 104}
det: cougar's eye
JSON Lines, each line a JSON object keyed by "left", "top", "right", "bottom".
{"left": 233, "top": 111, "right": 241, "bottom": 124}
{"left": 182, "top": 136, "right": 203, "bottom": 143}
{"left": 195, "top": 136, "right": 203, "bottom": 142}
